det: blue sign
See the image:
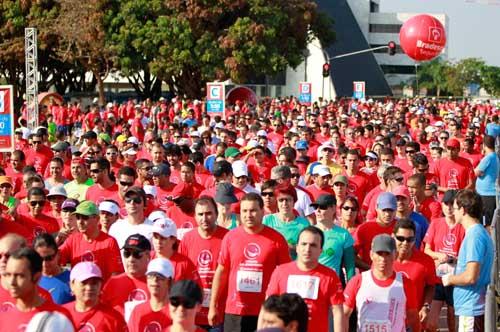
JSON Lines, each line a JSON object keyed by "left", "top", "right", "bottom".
{"left": 206, "top": 83, "right": 225, "bottom": 114}
{"left": 353, "top": 81, "right": 365, "bottom": 100}
{"left": 298, "top": 82, "right": 312, "bottom": 106}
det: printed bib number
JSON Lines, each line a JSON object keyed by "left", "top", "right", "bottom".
{"left": 361, "top": 320, "right": 390, "bottom": 332}
{"left": 236, "top": 270, "right": 263, "bottom": 293}
{"left": 286, "top": 275, "right": 320, "bottom": 300}
{"left": 202, "top": 288, "right": 211, "bottom": 307}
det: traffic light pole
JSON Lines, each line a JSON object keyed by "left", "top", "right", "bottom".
{"left": 327, "top": 45, "right": 389, "bottom": 61}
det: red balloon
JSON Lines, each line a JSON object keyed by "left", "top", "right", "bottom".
{"left": 399, "top": 14, "right": 446, "bottom": 61}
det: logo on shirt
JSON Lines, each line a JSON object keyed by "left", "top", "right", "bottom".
{"left": 347, "top": 183, "right": 357, "bottom": 195}
{"left": 0, "top": 301, "right": 14, "bottom": 312}
{"left": 33, "top": 226, "right": 46, "bottom": 237}
{"left": 79, "top": 323, "right": 96, "bottom": 332}
{"left": 198, "top": 250, "right": 213, "bottom": 267}
{"left": 81, "top": 250, "right": 95, "bottom": 262}
{"left": 244, "top": 243, "right": 261, "bottom": 260}
{"left": 443, "top": 233, "right": 457, "bottom": 248}
{"left": 128, "top": 288, "right": 148, "bottom": 301}
{"left": 180, "top": 222, "right": 194, "bottom": 229}
{"left": 144, "top": 321, "right": 162, "bottom": 332}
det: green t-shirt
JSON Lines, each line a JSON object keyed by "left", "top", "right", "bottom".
{"left": 317, "top": 225, "right": 355, "bottom": 279}
{"left": 5, "top": 196, "right": 17, "bottom": 209}
{"left": 64, "top": 178, "right": 94, "bottom": 201}
{"left": 263, "top": 213, "right": 309, "bottom": 260}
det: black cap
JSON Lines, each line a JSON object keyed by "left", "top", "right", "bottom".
{"left": 310, "top": 194, "right": 336, "bottom": 208}
{"left": 82, "top": 131, "right": 97, "bottom": 140}
{"left": 123, "top": 234, "right": 151, "bottom": 251}
{"left": 151, "top": 163, "right": 170, "bottom": 177}
{"left": 442, "top": 189, "right": 458, "bottom": 204}
{"left": 215, "top": 182, "right": 238, "bottom": 204}
{"left": 169, "top": 279, "right": 203, "bottom": 304}
{"left": 396, "top": 138, "right": 407, "bottom": 146}
{"left": 371, "top": 234, "right": 396, "bottom": 253}
{"left": 212, "top": 160, "right": 232, "bottom": 177}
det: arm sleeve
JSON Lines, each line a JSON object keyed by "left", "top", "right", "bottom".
{"left": 265, "top": 267, "right": 281, "bottom": 297}
{"left": 109, "top": 238, "right": 125, "bottom": 274}
{"left": 277, "top": 235, "right": 292, "bottom": 265}
{"left": 58, "top": 237, "right": 71, "bottom": 266}
{"left": 343, "top": 275, "right": 362, "bottom": 309}
{"left": 343, "top": 246, "right": 356, "bottom": 281}
{"left": 476, "top": 154, "right": 491, "bottom": 173}
{"left": 403, "top": 276, "right": 418, "bottom": 310}
{"left": 328, "top": 271, "right": 345, "bottom": 305}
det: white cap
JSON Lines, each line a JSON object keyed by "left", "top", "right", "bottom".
{"left": 214, "top": 123, "right": 225, "bottom": 129}
{"left": 47, "top": 186, "right": 67, "bottom": 198}
{"left": 106, "top": 102, "right": 113, "bottom": 108}
{"left": 26, "top": 311, "right": 75, "bottom": 332}
{"left": 147, "top": 258, "right": 174, "bottom": 278}
{"left": 149, "top": 210, "right": 167, "bottom": 223}
{"left": 123, "top": 148, "right": 137, "bottom": 156}
{"left": 434, "top": 121, "right": 444, "bottom": 127}
{"left": 127, "top": 136, "right": 139, "bottom": 145}
{"left": 297, "top": 120, "right": 307, "bottom": 127}
{"left": 297, "top": 116, "right": 304, "bottom": 121}
{"left": 98, "top": 201, "right": 119, "bottom": 215}
{"left": 135, "top": 104, "right": 142, "bottom": 109}
{"left": 190, "top": 131, "right": 200, "bottom": 137}
{"left": 246, "top": 139, "right": 259, "bottom": 150}
{"left": 235, "top": 138, "right": 246, "bottom": 146}
{"left": 472, "top": 117, "right": 481, "bottom": 123}
{"left": 152, "top": 217, "right": 177, "bottom": 238}
{"left": 340, "top": 114, "right": 349, "bottom": 119}
{"left": 415, "top": 110, "right": 424, "bottom": 115}
{"left": 312, "top": 165, "right": 331, "bottom": 177}
{"left": 256, "top": 130, "right": 268, "bottom": 138}
{"left": 143, "top": 185, "right": 157, "bottom": 198}
{"left": 425, "top": 126, "right": 437, "bottom": 134}
{"left": 232, "top": 160, "right": 248, "bottom": 177}
{"left": 177, "top": 138, "right": 190, "bottom": 146}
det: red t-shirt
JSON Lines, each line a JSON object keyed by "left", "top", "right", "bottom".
{"left": 0, "top": 284, "right": 53, "bottom": 313}
{"left": 0, "top": 299, "right": 74, "bottom": 331}
{"left": 394, "top": 157, "right": 412, "bottom": 174}
{"left": 459, "top": 151, "right": 483, "bottom": 168}
{"left": 64, "top": 302, "right": 127, "bottom": 332}
{"left": 0, "top": 218, "right": 32, "bottom": 244}
{"left": 266, "top": 262, "right": 344, "bottom": 332}
{"left": 165, "top": 205, "right": 196, "bottom": 230}
{"left": 423, "top": 217, "right": 465, "bottom": 257}
{"left": 344, "top": 271, "right": 417, "bottom": 310}
{"left": 164, "top": 326, "right": 205, "bottom": 332}
{"left": 155, "top": 184, "right": 176, "bottom": 211}
{"left": 4, "top": 167, "right": 23, "bottom": 194}
{"left": 128, "top": 301, "right": 171, "bottom": 332}
{"left": 85, "top": 183, "right": 120, "bottom": 205}
{"left": 218, "top": 226, "right": 291, "bottom": 316}
{"left": 354, "top": 220, "right": 396, "bottom": 265}
{"left": 345, "top": 171, "right": 374, "bottom": 204}
{"left": 59, "top": 231, "right": 124, "bottom": 282}
{"left": 417, "top": 197, "right": 442, "bottom": 222}
{"left": 179, "top": 226, "right": 229, "bottom": 326}
{"left": 361, "top": 185, "right": 383, "bottom": 218}
{"left": 102, "top": 273, "right": 149, "bottom": 315}
{"left": 392, "top": 250, "right": 439, "bottom": 308}
{"left": 430, "top": 157, "right": 474, "bottom": 190}
{"left": 25, "top": 145, "right": 54, "bottom": 174}
{"left": 16, "top": 213, "right": 59, "bottom": 237}
{"left": 305, "top": 184, "right": 335, "bottom": 201}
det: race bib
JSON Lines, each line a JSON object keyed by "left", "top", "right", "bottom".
{"left": 202, "top": 288, "right": 211, "bottom": 308}
{"left": 236, "top": 270, "right": 263, "bottom": 293}
{"left": 361, "top": 320, "right": 391, "bottom": 332}
{"left": 286, "top": 275, "right": 320, "bottom": 300}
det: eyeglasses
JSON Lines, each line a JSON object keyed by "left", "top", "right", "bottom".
{"left": 141, "top": 167, "right": 152, "bottom": 171}
{"left": 393, "top": 177, "right": 404, "bottom": 183}
{"left": 290, "top": 174, "right": 300, "bottom": 179}
{"left": 170, "top": 297, "right": 197, "bottom": 309}
{"left": 405, "top": 150, "right": 416, "bottom": 154}
{"left": 261, "top": 192, "right": 274, "bottom": 197}
{"left": 342, "top": 206, "right": 358, "bottom": 212}
{"left": 395, "top": 235, "right": 415, "bottom": 243}
{"left": 123, "top": 250, "right": 144, "bottom": 259}
{"left": 29, "top": 200, "right": 45, "bottom": 207}
{"left": 125, "top": 196, "right": 142, "bottom": 204}
{"left": 317, "top": 204, "right": 332, "bottom": 210}
{"left": 147, "top": 273, "right": 167, "bottom": 281}
{"left": 106, "top": 152, "right": 117, "bottom": 156}
{"left": 41, "top": 254, "right": 57, "bottom": 262}
{"left": 90, "top": 168, "right": 102, "bottom": 174}
{"left": 88, "top": 151, "right": 100, "bottom": 155}
{"left": 120, "top": 181, "right": 134, "bottom": 187}
{"left": 323, "top": 148, "right": 334, "bottom": 153}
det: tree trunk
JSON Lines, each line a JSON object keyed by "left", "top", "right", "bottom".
{"left": 94, "top": 71, "right": 105, "bottom": 106}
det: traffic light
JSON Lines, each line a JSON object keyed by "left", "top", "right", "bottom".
{"left": 322, "top": 63, "right": 330, "bottom": 77}
{"left": 388, "top": 41, "right": 396, "bottom": 56}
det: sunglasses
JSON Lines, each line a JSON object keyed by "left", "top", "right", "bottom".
{"left": 365, "top": 157, "right": 376, "bottom": 161}
{"left": 41, "top": 254, "right": 57, "bottom": 262}
{"left": 106, "top": 152, "right": 117, "bottom": 156}
{"left": 170, "top": 297, "right": 196, "bottom": 309}
{"left": 125, "top": 196, "right": 142, "bottom": 204}
{"left": 120, "top": 181, "right": 134, "bottom": 187}
{"left": 261, "top": 192, "right": 274, "bottom": 197}
{"left": 235, "top": 176, "right": 247, "bottom": 180}
{"left": 0, "top": 184, "right": 12, "bottom": 189}
{"left": 141, "top": 167, "right": 152, "bottom": 171}
{"left": 29, "top": 200, "right": 45, "bottom": 207}
{"left": 417, "top": 167, "right": 429, "bottom": 172}
{"left": 88, "top": 151, "right": 100, "bottom": 155}
{"left": 405, "top": 150, "right": 416, "bottom": 154}
{"left": 323, "top": 148, "right": 334, "bottom": 153}
{"left": 90, "top": 168, "right": 102, "bottom": 174}
{"left": 334, "top": 182, "right": 346, "bottom": 187}
{"left": 439, "top": 136, "right": 448, "bottom": 140}
{"left": 123, "top": 250, "right": 144, "bottom": 259}
{"left": 317, "top": 204, "right": 332, "bottom": 210}
{"left": 393, "top": 177, "right": 404, "bottom": 183}
{"left": 291, "top": 174, "right": 300, "bottom": 179}
{"left": 342, "top": 206, "right": 358, "bottom": 212}
{"left": 395, "top": 235, "right": 415, "bottom": 243}
{"left": 31, "top": 141, "right": 42, "bottom": 145}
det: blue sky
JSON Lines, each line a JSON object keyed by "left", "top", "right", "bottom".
{"left": 381, "top": 0, "right": 500, "bottom": 66}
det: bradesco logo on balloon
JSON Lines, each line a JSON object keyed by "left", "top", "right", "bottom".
{"left": 416, "top": 26, "right": 445, "bottom": 58}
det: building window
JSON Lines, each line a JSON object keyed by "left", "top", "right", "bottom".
{"left": 275, "top": 86, "right": 282, "bottom": 97}
{"left": 369, "top": 24, "right": 402, "bottom": 33}
{"left": 370, "top": 1, "right": 379, "bottom": 13}
{"left": 371, "top": 44, "right": 403, "bottom": 54}
{"left": 381, "top": 65, "right": 417, "bottom": 75}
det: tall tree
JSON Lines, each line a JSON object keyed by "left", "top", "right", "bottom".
{"left": 416, "top": 57, "right": 451, "bottom": 96}
{"left": 480, "top": 65, "right": 500, "bottom": 97}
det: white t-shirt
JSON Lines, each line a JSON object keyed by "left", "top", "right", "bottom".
{"left": 108, "top": 217, "right": 154, "bottom": 249}
{"left": 295, "top": 187, "right": 315, "bottom": 217}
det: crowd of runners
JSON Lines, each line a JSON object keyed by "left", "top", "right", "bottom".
{"left": 0, "top": 96, "right": 498, "bottom": 332}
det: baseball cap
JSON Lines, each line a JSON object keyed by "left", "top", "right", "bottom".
{"left": 125, "top": 186, "right": 147, "bottom": 199}
{"left": 377, "top": 192, "right": 397, "bottom": 210}
{"left": 74, "top": 200, "right": 99, "bottom": 216}
{"left": 51, "top": 141, "right": 70, "bottom": 152}
{"left": 371, "top": 234, "right": 396, "bottom": 253}
{"left": 232, "top": 160, "right": 248, "bottom": 178}
{"left": 71, "top": 157, "right": 86, "bottom": 166}
{"left": 0, "top": 176, "right": 13, "bottom": 186}
{"left": 310, "top": 194, "right": 336, "bottom": 209}
{"left": 442, "top": 189, "right": 458, "bottom": 204}
{"left": 98, "top": 133, "right": 111, "bottom": 144}
{"left": 82, "top": 131, "right": 97, "bottom": 140}
{"left": 47, "top": 186, "right": 67, "bottom": 198}
{"left": 70, "top": 262, "right": 103, "bottom": 282}
{"left": 312, "top": 165, "right": 331, "bottom": 177}
{"left": 396, "top": 138, "right": 407, "bottom": 146}
{"left": 170, "top": 182, "right": 194, "bottom": 200}
{"left": 212, "top": 160, "right": 232, "bottom": 177}
{"left": 295, "top": 140, "right": 308, "bottom": 150}
{"left": 392, "top": 185, "right": 410, "bottom": 199}
{"left": 152, "top": 217, "right": 177, "bottom": 239}
{"left": 123, "top": 233, "right": 151, "bottom": 251}
{"left": 148, "top": 210, "right": 167, "bottom": 223}
{"left": 144, "top": 185, "right": 157, "bottom": 198}
{"left": 224, "top": 147, "right": 241, "bottom": 158}
{"left": 446, "top": 138, "right": 460, "bottom": 149}
{"left": 151, "top": 163, "right": 171, "bottom": 177}
{"left": 365, "top": 151, "right": 378, "bottom": 160}
{"left": 169, "top": 279, "right": 203, "bottom": 304}
{"left": 61, "top": 199, "right": 78, "bottom": 212}
{"left": 214, "top": 122, "right": 225, "bottom": 129}
{"left": 245, "top": 140, "right": 260, "bottom": 150}
{"left": 146, "top": 258, "right": 174, "bottom": 279}
{"left": 127, "top": 136, "right": 139, "bottom": 145}
{"left": 333, "top": 175, "right": 348, "bottom": 185}
{"left": 98, "top": 201, "right": 119, "bottom": 215}
{"left": 257, "top": 130, "right": 268, "bottom": 138}
{"left": 429, "top": 141, "right": 440, "bottom": 149}
{"left": 215, "top": 182, "right": 238, "bottom": 205}
{"left": 26, "top": 312, "right": 74, "bottom": 332}
{"left": 123, "top": 148, "right": 138, "bottom": 156}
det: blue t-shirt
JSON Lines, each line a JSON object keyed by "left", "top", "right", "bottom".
{"left": 39, "top": 270, "right": 74, "bottom": 305}
{"left": 262, "top": 213, "right": 309, "bottom": 260}
{"left": 317, "top": 225, "right": 354, "bottom": 276}
{"left": 408, "top": 212, "right": 429, "bottom": 249}
{"left": 475, "top": 152, "right": 499, "bottom": 196}
{"left": 453, "top": 224, "right": 494, "bottom": 316}
{"left": 485, "top": 123, "right": 500, "bottom": 138}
